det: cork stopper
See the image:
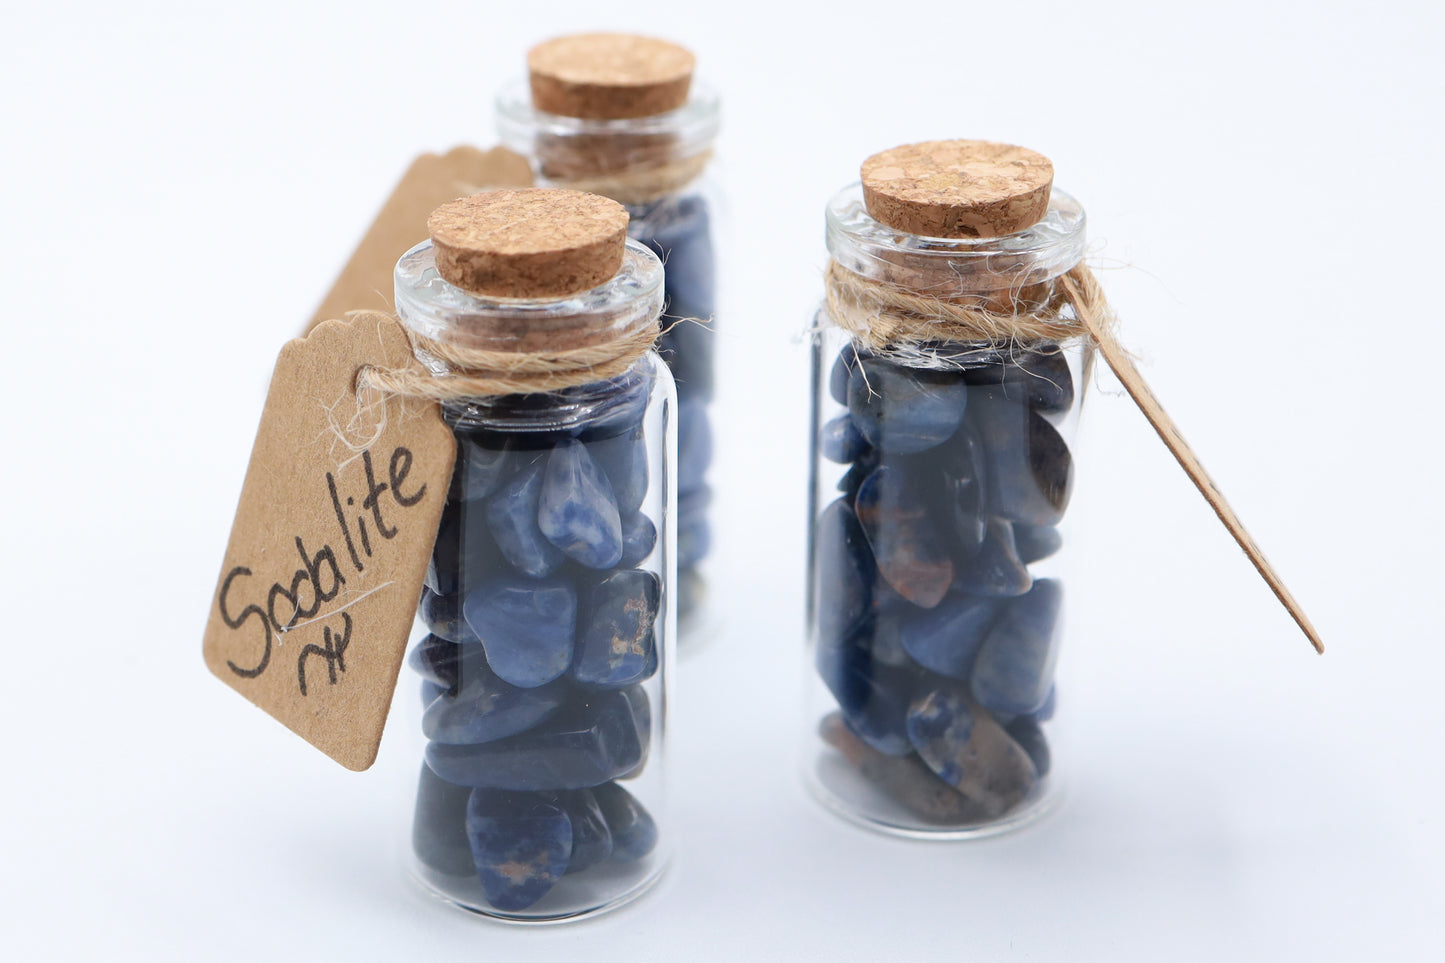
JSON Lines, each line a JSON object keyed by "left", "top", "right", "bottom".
{"left": 861, "top": 140, "right": 1054, "bottom": 239}
{"left": 528, "top": 33, "right": 695, "bottom": 120}
{"left": 427, "top": 189, "right": 629, "bottom": 299}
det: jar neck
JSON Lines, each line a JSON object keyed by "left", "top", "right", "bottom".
{"left": 825, "top": 183, "right": 1086, "bottom": 308}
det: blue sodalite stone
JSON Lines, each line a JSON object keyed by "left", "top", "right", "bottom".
{"left": 907, "top": 685, "right": 1039, "bottom": 816}
{"left": 855, "top": 463, "right": 954, "bottom": 609}
{"left": 952, "top": 518, "right": 1032, "bottom": 597}
{"left": 420, "top": 588, "right": 477, "bottom": 644}
{"left": 421, "top": 679, "right": 447, "bottom": 708}
{"left": 962, "top": 345, "right": 1074, "bottom": 414}
{"left": 428, "top": 499, "right": 506, "bottom": 597}
{"left": 572, "top": 570, "right": 660, "bottom": 689}
{"left": 408, "top": 633, "right": 482, "bottom": 692}
{"left": 969, "top": 389, "right": 1073, "bottom": 526}
{"left": 462, "top": 577, "right": 576, "bottom": 689}
{"left": 486, "top": 458, "right": 566, "bottom": 578}
{"left": 620, "top": 511, "right": 658, "bottom": 567}
{"left": 847, "top": 357, "right": 968, "bottom": 454}
{"left": 971, "top": 579, "right": 1063, "bottom": 716}
{"left": 426, "top": 687, "right": 650, "bottom": 790}
{"left": 559, "top": 789, "right": 613, "bottom": 874}
{"left": 816, "top": 623, "right": 915, "bottom": 756}
{"left": 891, "top": 592, "right": 1000, "bottom": 679}
{"left": 943, "top": 424, "right": 988, "bottom": 554}
{"left": 678, "top": 398, "right": 712, "bottom": 494}
{"left": 821, "top": 414, "right": 870, "bottom": 464}
{"left": 452, "top": 436, "right": 514, "bottom": 502}
{"left": 1012, "top": 523, "right": 1062, "bottom": 564}
{"left": 587, "top": 428, "right": 648, "bottom": 516}
{"left": 813, "top": 498, "right": 874, "bottom": 657}
{"left": 538, "top": 439, "right": 623, "bottom": 569}
{"left": 465, "top": 789, "right": 572, "bottom": 911}
{"left": 412, "top": 764, "right": 475, "bottom": 878}
{"left": 1005, "top": 717, "right": 1051, "bottom": 777}
{"left": 1033, "top": 685, "right": 1057, "bottom": 722}
{"left": 576, "top": 364, "right": 653, "bottom": 441}
{"left": 639, "top": 194, "right": 714, "bottom": 397}
{"left": 422, "top": 662, "right": 566, "bottom": 745}
{"left": 864, "top": 582, "right": 917, "bottom": 668}
{"left": 592, "top": 782, "right": 657, "bottom": 861}
{"left": 829, "top": 347, "right": 868, "bottom": 406}
{"left": 820, "top": 711, "right": 987, "bottom": 823}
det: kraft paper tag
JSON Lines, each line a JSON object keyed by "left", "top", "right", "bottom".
{"left": 203, "top": 314, "right": 457, "bottom": 769}
{"left": 306, "top": 145, "right": 533, "bottom": 332}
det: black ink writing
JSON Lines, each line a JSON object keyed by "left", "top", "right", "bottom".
{"left": 297, "top": 611, "right": 352, "bottom": 697}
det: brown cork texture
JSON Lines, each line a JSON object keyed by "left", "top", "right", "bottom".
{"left": 428, "top": 189, "right": 629, "bottom": 298}
{"left": 861, "top": 140, "right": 1054, "bottom": 238}
{"left": 529, "top": 33, "right": 694, "bottom": 119}
{"left": 305, "top": 145, "right": 533, "bottom": 333}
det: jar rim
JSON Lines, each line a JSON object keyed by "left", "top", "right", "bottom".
{"left": 495, "top": 76, "right": 720, "bottom": 149}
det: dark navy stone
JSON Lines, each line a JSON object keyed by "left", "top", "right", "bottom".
{"left": 816, "top": 621, "right": 915, "bottom": 756}
{"left": 587, "top": 428, "right": 648, "bottom": 516}
{"left": 961, "top": 345, "right": 1075, "bottom": 414}
{"left": 677, "top": 398, "right": 712, "bottom": 494}
{"left": 408, "top": 633, "right": 481, "bottom": 692}
{"left": 575, "top": 364, "right": 653, "bottom": 441}
{"left": 1005, "top": 717, "right": 1051, "bottom": 778}
{"left": 847, "top": 357, "right": 968, "bottom": 454}
{"left": 942, "top": 424, "right": 988, "bottom": 554}
{"left": 465, "top": 789, "right": 572, "bottom": 911}
{"left": 453, "top": 437, "right": 514, "bottom": 502}
{"left": 864, "top": 582, "right": 917, "bottom": 668}
{"left": 952, "top": 518, "right": 1032, "bottom": 597}
{"left": 829, "top": 346, "right": 867, "bottom": 406}
{"left": 592, "top": 782, "right": 658, "bottom": 861}
{"left": 559, "top": 789, "right": 613, "bottom": 874}
{"left": 1013, "top": 523, "right": 1062, "bottom": 564}
{"left": 463, "top": 577, "right": 577, "bottom": 689}
{"left": 426, "top": 687, "right": 649, "bottom": 790}
{"left": 821, "top": 414, "right": 870, "bottom": 464}
{"left": 854, "top": 462, "right": 954, "bottom": 609}
{"left": 971, "top": 579, "right": 1063, "bottom": 716}
{"left": 427, "top": 498, "right": 506, "bottom": 597}
{"left": 969, "top": 388, "right": 1073, "bottom": 526}
{"left": 421, "top": 679, "right": 447, "bottom": 708}
{"left": 620, "top": 511, "right": 658, "bottom": 567}
{"left": 615, "top": 684, "right": 653, "bottom": 779}
{"left": 813, "top": 498, "right": 874, "bottom": 657}
{"left": 412, "top": 764, "right": 475, "bottom": 878}
{"left": 820, "top": 712, "right": 987, "bottom": 823}
{"left": 423, "top": 662, "right": 567, "bottom": 745}
{"left": 539, "top": 439, "right": 624, "bottom": 569}
{"left": 907, "top": 685, "right": 1039, "bottom": 817}
{"left": 486, "top": 457, "right": 566, "bottom": 578}
{"left": 892, "top": 592, "right": 1000, "bottom": 679}
{"left": 420, "top": 588, "right": 478, "bottom": 644}
{"left": 572, "top": 570, "right": 660, "bottom": 689}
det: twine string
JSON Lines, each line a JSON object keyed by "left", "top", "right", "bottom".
{"left": 546, "top": 151, "right": 712, "bottom": 206}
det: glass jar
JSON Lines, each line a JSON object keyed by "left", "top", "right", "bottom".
{"left": 497, "top": 76, "right": 719, "bottom": 629}
{"left": 395, "top": 235, "right": 675, "bottom": 920}
{"left": 806, "top": 181, "right": 1089, "bottom": 838}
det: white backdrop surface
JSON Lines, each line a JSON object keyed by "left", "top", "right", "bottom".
{"left": 1, "top": 2, "right": 1440, "bottom": 960}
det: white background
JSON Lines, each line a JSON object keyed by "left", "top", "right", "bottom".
{"left": 1, "top": 1, "right": 1441, "bottom": 960}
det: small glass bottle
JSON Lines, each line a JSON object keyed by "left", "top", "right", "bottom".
{"left": 497, "top": 33, "right": 719, "bottom": 628}
{"left": 395, "top": 189, "right": 674, "bottom": 921}
{"left": 806, "top": 141, "right": 1088, "bottom": 838}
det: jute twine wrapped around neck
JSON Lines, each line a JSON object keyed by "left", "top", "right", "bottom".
{"left": 546, "top": 150, "right": 711, "bottom": 206}
{"left": 823, "top": 259, "right": 1115, "bottom": 356}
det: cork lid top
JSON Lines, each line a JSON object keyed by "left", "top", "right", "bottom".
{"left": 427, "top": 189, "right": 630, "bottom": 299}
{"left": 861, "top": 140, "right": 1054, "bottom": 239}
{"left": 528, "top": 33, "right": 695, "bottom": 120}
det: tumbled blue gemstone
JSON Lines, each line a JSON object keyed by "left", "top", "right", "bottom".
{"left": 1012, "top": 523, "right": 1062, "bottom": 564}
{"left": 576, "top": 365, "right": 653, "bottom": 441}
{"left": 428, "top": 498, "right": 506, "bottom": 597}
{"left": 1033, "top": 685, "right": 1057, "bottom": 722}
{"left": 465, "top": 789, "right": 571, "bottom": 911}
{"left": 412, "top": 764, "right": 475, "bottom": 878}
{"left": 829, "top": 347, "right": 866, "bottom": 406}
{"left": 452, "top": 436, "right": 514, "bottom": 501}
{"left": 620, "top": 511, "right": 658, "bottom": 567}
{"left": 592, "top": 782, "right": 658, "bottom": 861}
{"left": 559, "top": 789, "right": 613, "bottom": 874}
{"left": 907, "top": 685, "right": 1039, "bottom": 817}
{"left": 423, "top": 662, "right": 566, "bottom": 745}
{"left": 942, "top": 424, "right": 988, "bottom": 554}
{"left": 678, "top": 399, "right": 712, "bottom": 494}
{"left": 587, "top": 428, "right": 648, "bottom": 517}
{"left": 847, "top": 357, "right": 968, "bottom": 454}
{"left": 962, "top": 345, "right": 1075, "bottom": 414}
{"left": 463, "top": 577, "right": 576, "bottom": 689}
{"left": 952, "top": 518, "right": 1032, "bottom": 597}
{"left": 640, "top": 194, "right": 715, "bottom": 396}
{"left": 821, "top": 414, "right": 870, "bottom": 464}
{"left": 891, "top": 592, "right": 1000, "bottom": 679}
{"left": 855, "top": 462, "right": 954, "bottom": 609}
{"left": 420, "top": 587, "right": 478, "bottom": 644}
{"left": 539, "top": 439, "right": 623, "bottom": 569}
{"left": 486, "top": 458, "right": 566, "bottom": 578}
{"left": 572, "top": 570, "right": 660, "bottom": 689}
{"left": 408, "top": 633, "right": 475, "bottom": 691}
{"left": 971, "top": 579, "right": 1063, "bottom": 716}
{"left": 813, "top": 498, "right": 874, "bottom": 656}
{"left": 820, "top": 711, "right": 986, "bottom": 823}
{"left": 426, "top": 687, "right": 649, "bottom": 790}
{"left": 1005, "top": 717, "right": 1051, "bottom": 777}
{"left": 969, "top": 389, "right": 1073, "bottom": 526}
{"left": 816, "top": 627, "right": 916, "bottom": 757}
{"left": 421, "top": 679, "right": 448, "bottom": 708}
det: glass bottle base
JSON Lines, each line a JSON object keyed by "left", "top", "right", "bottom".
{"left": 407, "top": 854, "right": 667, "bottom": 924}
{"left": 804, "top": 754, "right": 1061, "bottom": 841}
